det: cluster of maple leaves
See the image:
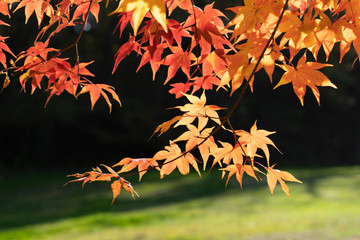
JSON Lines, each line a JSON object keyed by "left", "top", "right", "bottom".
{"left": 1, "top": 0, "right": 358, "bottom": 201}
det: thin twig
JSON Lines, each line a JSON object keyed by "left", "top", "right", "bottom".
{"left": 121, "top": 0, "right": 290, "bottom": 179}
{"left": 16, "top": 0, "right": 95, "bottom": 74}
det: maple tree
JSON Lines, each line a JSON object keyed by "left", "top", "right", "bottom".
{"left": 0, "top": 0, "right": 357, "bottom": 201}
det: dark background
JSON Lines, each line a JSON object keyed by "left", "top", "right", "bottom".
{"left": 0, "top": 0, "right": 359, "bottom": 177}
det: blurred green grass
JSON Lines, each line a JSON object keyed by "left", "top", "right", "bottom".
{"left": 0, "top": 166, "right": 359, "bottom": 240}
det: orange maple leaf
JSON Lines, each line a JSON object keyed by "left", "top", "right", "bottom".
{"left": 111, "top": 177, "right": 139, "bottom": 203}
{"left": 0, "top": 36, "right": 14, "bottom": 68}
{"left": 150, "top": 115, "right": 182, "bottom": 138}
{"left": 153, "top": 142, "right": 201, "bottom": 178}
{"left": 175, "top": 91, "right": 224, "bottom": 130}
{"left": 169, "top": 82, "right": 192, "bottom": 98}
{"left": 173, "top": 125, "right": 217, "bottom": 170}
{"left": 65, "top": 165, "right": 138, "bottom": 202}
{"left": 220, "top": 163, "right": 260, "bottom": 188}
{"left": 14, "top": 0, "right": 53, "bottom": 26}
{"left": 65, "top": 165, "right": 119, "bottom": 188}
{"left": 112, "top": 36, "right": 140, "bottom": 74}
{"left": 227, "top": 0, "right": 266, "bottom": 41}
{"left": 166, "top": 0, "right": 192, "bottom": 15}
{"left": 219, "top": 50, "right": 256, "bottom": 95}
{"left": 278, "top": 12, "right": 320, "bottom": 58}
{"left": 211, "top": 141, "right": 246, "bottom": 169}
{"left": 77, "top": 83, "right": 122, "bottom": 112}
{"left": 274, "top": 55, "right": 336, "bottom": 105}
{"left": 235, "top": 121, "right": 280, "bottom": 166}
{"left": 113, "top": 157, "right": 159, "bottom": 181}
{"left": 163, "top": 46, "right": 194, "bottom": 84}
{"left": 0, "top": 1, "right": 11, "bottom": 17}
{"left": 72, "top": 0, "right": 100, "bottom": 23}
{"left": 266, "top": 167, "right": 302, "bottom": 197}
{"left": 183, "top": 3, "right": 233, "bottom": 57}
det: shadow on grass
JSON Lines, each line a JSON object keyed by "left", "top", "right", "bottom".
{"left": 0, "top": 166, "right": 358, "bottom": 230}
{"left": 0, "top": 168, "right": 264, "bottom": 230}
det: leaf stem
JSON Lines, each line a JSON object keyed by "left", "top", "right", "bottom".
{"left": 117, "top": 0, "right": 290, "bottom": 179}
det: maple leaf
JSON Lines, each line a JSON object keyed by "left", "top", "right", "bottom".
{"left": 65, "top": 165, "right": 119, "bottom": 188}
{"left": 266, "top": 167, "right": 302, "bottom": 197}
{"left": 18, "top": 56, "right": 72, "bottom": 96}
{"left": 349, "top": 23, "right": 360, "bottom": 61}
{"left": 235, "top": 121, "right": 280, "bottom": 166}
{"left": 114, "top": 11, "right": 134, "bottom": 38}
{"left": 113, "top": 157, "right": 159, "bottom": 181}
{"left": 218, "top": 50, "right": 255, "bottom": 95}
{"left": 0, "top": 1, "right": 11, "bottom": 17}
{"left": 72, "top": 0, "right": 100, "bottom": 23}
{"left": 152, "top": 142, "right": 201, "bottom": 178}
{"left": 36, "top": 0, "right": 76, "bottom": 40}
{"left": 163, "top": 46, "right": 194, "bottom": 84}
{"left": 14, "top": 0, "right": 54, "bottom": 26}
{"left": 191, "top": 75, "right": 221, "bottom": 94}
{"left": 137, "top": 43, "right": 166, "bottom": 80}
{"left": 239, "top": 31, "right": 283, "bottom": 83}
{"left": 166, "top": 0, "right": 193, "bottom": 15}
{"left": 173, "top": 125, "right": 217, "bottom": 170}
{"left": 112, "top": 36, "right": 140, "bottom": 74}
{"left": 37, "top": 60, "right": 93, "bottom": 105}
{"left": 111, "top": 177, "right": 139, "bottom": 202}
{"left": 150, "top": 115, "right": 182, "bottom": 138}
{"left": 154, "top": 19, "right": 192, "bottom": 47}
{"left": 184, "top": 3, "right": 234, "bottom": 57}
{"left": 169, "top": 82, "right": 192, "bottom": 98}
{"left": 66, "top": 165, "right": 138, "bottom": 202}
{"left": 110, "top": 0, "right": 168, "bottom": 35}
{"left": 0, "top": 36, "right": 15, "bottom": 68}
{"left": 201, "top": 49, "right": 228, "bottom": 79}
{"left": 220, "top": 163, "right": 260, "bottom": 188}
{"left": 0, "top": 72, "right": 10, "bottom": 94}
{"left": 110, "top": 180, "right": 122, "bottom": 203}
{"left": 227, "top": 1, "right": 262, "bottom": 41}
{"left": 278, "top": 12, "right": 321, "bottom": 58}
{"left": 274, "top": 55, "right": 337, "bottom": 105}
{"left": 77, "top": 83, "right": 122, "bottom": 112}
{"left": 175, "top": 91, "right": 225, "bottom": 130}
{"left": 313, "top": 15, "right": 345, "bottom": 61}
{"left": 338, "top": 23, "right": 357, "bottom": 63}
{"left": 211, "top": 141, "right": 245, "bottom": 170}
{"left": 72, "top": 61, "right": 95, "bottom": 79}
{"left": 17, "top": 40, "right": 57, "bottom": 67}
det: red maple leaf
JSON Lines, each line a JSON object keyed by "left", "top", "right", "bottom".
{"left": 163, "top": 46, "right": 194, "bottom": 84}
{"left": 169, "top": 82, "right": 192, "bottom": 98}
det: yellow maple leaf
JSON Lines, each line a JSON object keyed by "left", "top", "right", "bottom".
{"left": 274, "top": 55, "right": 336, "bottom": 105}
{"left": 266, "top": 167, "right": 302, "bottom": 197}
{"left": 175, "top": 91, "right": 225, "bottom": 130}
{"left": 152, "top": 142, "right": 201, "bottom": 178}
{"left": 173, "top": 125, "right": 217, "bottom": 170}
{"left": 110, "top": 0, "right": 167, "bottom": 35}
{"left": 220, "top": 163, "right": 260, "bottom": 188}
{"left": 211, "top": 141, "right": 245, "bottom": 169}
{"left": 235, "top": 121, "right": 280, "bottom": 166}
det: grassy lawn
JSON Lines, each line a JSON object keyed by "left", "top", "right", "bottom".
{"left": 0, "top": 166, "right": 359, "bottom": 240}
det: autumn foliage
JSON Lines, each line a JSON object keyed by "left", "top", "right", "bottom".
{"left": 1, "top": 0, "right": 357, "bottom": 201}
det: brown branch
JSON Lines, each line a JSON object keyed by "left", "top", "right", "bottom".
{"left": 49, "top": 0, "right": 94, "bottom": 60}
{"left": 120, "top": 0, "right": 290, "bottom": 179}
{"left": 226, "top": 118, "right": 262, "bottom": 181}
{"left": 113, "top": 0, "right": 290, "bottom": 179}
